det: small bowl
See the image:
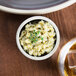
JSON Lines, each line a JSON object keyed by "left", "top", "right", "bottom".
{"left": 16, "top": 16, "right": 60, "bottom": 60}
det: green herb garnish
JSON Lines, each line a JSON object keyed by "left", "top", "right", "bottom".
{"left": 33, "top": 30, "right": 35, "bottom": 34}
{"left": 29, "top": 30, "right": 43, "bottom": 43}
{"left": 35, "top": 33, "right": 37, "bottom": 36}
{"left": 38, "top": 36, "right": 40, "bottom": 38}
{"left": 37, "top": 31, "right": 40, "bottom": 35}
{"left": 41, "top": 37, "right": 43, "bottom": 40}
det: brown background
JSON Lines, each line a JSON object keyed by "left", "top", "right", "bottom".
{"left": 0, "top": 3, "right": 76, "bottom": 76}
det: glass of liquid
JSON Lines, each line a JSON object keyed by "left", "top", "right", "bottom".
{"left": 64, "top": 43, "right": 76, "bottom": 76}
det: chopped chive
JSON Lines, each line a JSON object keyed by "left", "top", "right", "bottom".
{"left": 41, "top": 37, "right": 43, "bottom": 40}
{"left": 29, "top": 30, "right": 42, "bottom": 43}
{"left": 33, "top": 40, "right": 36, "bottom": 43}
{"left": 33, "top": 30, "right": 35, "bottom": 33}
{"left": 38, "top": 36, "right": 40, "bottom": 38}
{"left": 31, "top": 37, "right": 34, "bottom": 41}
{"left": 37, "top": 31, "right": 40, "bottom": 35}
{"left": 35, "top": 33, "right": 37, "bottom": 36}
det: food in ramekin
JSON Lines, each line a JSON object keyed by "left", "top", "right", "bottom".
{"left": 19, "top": 20, "right": 56, "bottom": 56}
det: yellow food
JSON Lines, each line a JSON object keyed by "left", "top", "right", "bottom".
{"left": 19, "top": 20, "right": 56, "bottom": 56}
